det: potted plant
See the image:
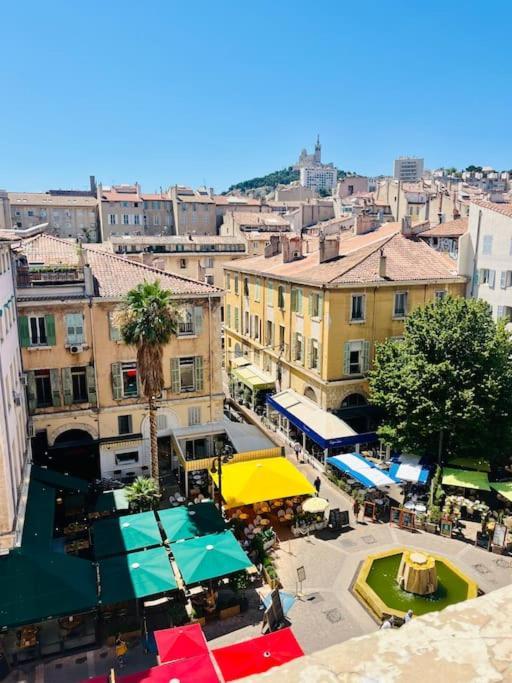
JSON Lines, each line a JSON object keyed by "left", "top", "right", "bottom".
{"left": 124, "top": 476, "right": 161, "bottom": 512}
{"left": 425, "top": 505, "right": 442, "bottom": 533}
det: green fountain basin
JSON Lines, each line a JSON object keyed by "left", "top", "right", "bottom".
{"left": 354, "top": 547, "right": 478, "bottom": 621}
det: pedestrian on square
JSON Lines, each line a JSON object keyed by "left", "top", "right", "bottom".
{"left": 404, "top": 609, "right": 413, "bottom": 624}
{"left": 293, "top": 441, "right": 302, "bottom": 463}
{"left": 353, "top": 499, "right": 361, "bottom": 522}
{"left": 115, "top": 634, "right": 127, "bottom": 668}
{"left": 380, "top": 616, "right": 394, "bottom": 630}
{"left": 314, "top": 476, "right": 321, "bottom": 495}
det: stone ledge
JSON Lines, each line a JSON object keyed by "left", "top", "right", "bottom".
{"left": 238, "top": 584, "right": 512, "bottom": 682}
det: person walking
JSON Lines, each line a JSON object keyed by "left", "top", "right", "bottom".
{"left": 314, "top": 476, "right": 321, "bottom": 495}
{"left": 293, "top": 441, "right": 302, "bottom": 463}
{"left": 115, "top": 634, "right": 127, "bottom": 668}
{"left": 353, "top": 499, "right": 361, "bottom": 523}
{"left": 404, "top": 609, "right": 413, "bottom": 624}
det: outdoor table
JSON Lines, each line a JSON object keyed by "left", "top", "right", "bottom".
{"left": 284, "top": 514, "right": 294, "bottom": 521}
{"left": 260, "top": 519, "right": 270, "bottom": 527}
{"left": 239, "top": 513, "right": 249, "bottom": 521}
{"left": 374, "top": 499, "right": 384, "bottom": 505}
{"left": 404, "top": 501, "right": 416, "bottom": 510}
{"left": 414, "top": 504, "right": 427, "bottom": 513}
{"left": 260, "top": 504, "right": 270, "bottom": 513}
{"left": 272, "top": 500, "right": 284, "bottom": 508}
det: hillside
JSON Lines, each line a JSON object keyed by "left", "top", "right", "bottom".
{"left": 227, "top": 166, "right": 355, "bottom": 193}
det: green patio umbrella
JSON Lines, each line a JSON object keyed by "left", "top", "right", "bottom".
{"left": 159, "top": 503, "right": 226, "bottom": 543}
{"left": 172, "top": 531, "right": 252, "bottom": 586}
{"left": 442, "top": 468, "right": 491, "bottom": 491}
{"left": 99, "top": 546, "right": 177, "bottom": 605}
{"left": 93, "top": 511, "right": 162, "bottom": 559}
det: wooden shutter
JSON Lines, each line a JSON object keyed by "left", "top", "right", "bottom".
{"left": 193, "top": 306, "right": 203, "bottom": 335}
{"left": 234, "top": 308, "right": 239, "bottom": 332}
{"left": 61, "top": 368, "right": 73, "bottom": 405}
{"left": 86, "top": 366, "right": 97, "bottom": 404}
{"left": 297, "top": 289, "right": 303, "bottom": 314}
{"left": 318, "top": 294, "right": 323, "bottom": 319}
{"left": 170, "top": 358, "right": 180, "bottom": 393}
{"left": 317, "top": 342, "right": 322, "bottom": 374}
{"left": 308, "top": 294, "right": 313, "bottom": 317}
{"left": 50, "top": 369, "right": 61, "bottom": 406}
{"left": 194, "top": 356, "right": 204, "bottom": 392}
{"left": 65, "top": 313, "right": 84, "bottom": 345}
{"left": 26, "top": 371, "right": 37, "bottom": 412}
{"left": 226, "top": 304, "right": 231, "bottom": 328}
{"left": 362, "top": 341, "right": 371, "bottom": 373}
{"left": 307, "top": 338, "right": 312, "bottom": 368}
{"left": 44, "top": 315, "right": 56, "bottom": 346}
{"left": 291, "top": 288, "right": 296, "bottom": 312}
{"left": 343, "top": 342, "right": 351, "bottom": 375}
{"left": 489, "top": 270, "right": 496, "bottom": 289}
{"left": 300, "top": 335, "right": 305, "bottom": 364}
{"left": 267, "top": 281, "right": 273, "bottom": 306}
{"left": 111, "top": 362, "right": 122, "bottom": 399}
{"left": 18, "top": 316, "right": 30, "bottom": 347}
{"left": 109, "top": 312, "right": 121, "bottom": 341}
{"left": 500, "top": 271, "right": 507, "bottom": 289}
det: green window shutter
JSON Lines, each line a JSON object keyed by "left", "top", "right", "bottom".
{"left": 50, "top": 369, "right": 61, "bottom": 406}
{"left": 193, "top": 306, "right": 203, "bottom": 335}
{"left": 226, "top": 304, "right": 231, "bottom": 328}
{"left": 109, "top": 312, "right": 121, "bottom": 341}
{"left": 170, "top": 358, "right": 180, "bottom": 393}
{"left": 291, "top": 289, "right": 296, "bottom": 312}
{"left": 234, "top": 308, "right": 239, "bottom": 332}
{"left": 111, "top": 362, "right": 122, "bottom": 399}
{"left": 362, "top": 341, "right": 371, "bottom": 373}
{"left": 194, "top": 356, "right": 204, "bottom": 392}
{"left": 26, "top": 371, "right": 37, "bottom": 412}
{"left": 45, "top": 315, "right": 56, "bottom": 346}
{"left": 86, "top": 366, "right": 97, "bottom": 404}
{"left": 307, "top": 338, "right": 312, "bottom": 368}
{"left": 267, "top": 281, "right": 273, "bottom": 306}
{"left": 61, "top": 368, "right": 73, "bottom": 405}
{"left": 65, "top": 313, "right": 84, "bottom": 345}
{"left": 318, "top": 295, "right": 323, "bottom": 319}
{"left": 300, "top": 335, "right": 305, "bottom": 364}
{"left": 343, "top": 342, "right": 351, "bottom": 375}
{"left": 317, "top": 342, "right": 322, "bottom": 373}
{"left": 308, "top": 294, "right": 313, "bottom": 317}
{"left": 18, "top": 316, "right": 30, "bottom": 347}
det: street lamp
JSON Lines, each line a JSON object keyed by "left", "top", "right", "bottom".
{"left": 210, "top": 445, "right": 234, "bottom": 509}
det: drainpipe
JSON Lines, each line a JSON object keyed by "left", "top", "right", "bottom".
{"left": 470, "top": 210, "right": 482, "bottom": 298}
{"left": 207, "top": 294, "right": 214, "bottom": 425}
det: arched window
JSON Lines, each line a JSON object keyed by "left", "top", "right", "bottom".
{"left": 341, "top": 393, "right": 367, "bottom": 408}
{"left": 304, "top": 386, "right": 317, "bottom": 403}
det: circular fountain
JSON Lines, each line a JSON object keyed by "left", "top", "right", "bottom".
{"left": 353, "top": 547, "right": 478, "bottom": 621}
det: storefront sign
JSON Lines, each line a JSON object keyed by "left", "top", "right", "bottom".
{"left": 492, "top": 523, "right": 507, "bottom": 548}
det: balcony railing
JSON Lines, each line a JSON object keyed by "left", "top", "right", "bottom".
{"left": 16, "top": 267, "right": 84, "bottom": 288}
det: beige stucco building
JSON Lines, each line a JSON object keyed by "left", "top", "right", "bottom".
{"left": 98, "top": 184, "right": 174, "bottom": 240}
{"left": 170, "top": 187, "right": 217, "bottom": 236}
{"left": 14, "top": 233, "right": 223, "bottom": 481}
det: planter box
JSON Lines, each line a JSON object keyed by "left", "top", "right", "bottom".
{"left": 219, "top": 604, "right": 240, "bottom": 620}
{"left": 424, "top": 522, "right": 438, "bottom": 534}
{"left": 262, "top": 566, "right": 281, "bottom": 590}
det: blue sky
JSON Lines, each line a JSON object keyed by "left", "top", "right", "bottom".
{"left": 1, "top": 1, "right": 511, "bottom": 193}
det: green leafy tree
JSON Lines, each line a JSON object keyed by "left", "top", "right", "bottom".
{"left": 369, "top": 297, "right": 512, "bottom": 465}
{"left": 465, "top": 165, "right": 483, "bottom": 173}
{"left": 125, "top": 476, "right": 161, "bottom": 512}
{"left": 119, "top": 281, "right": 178, "bottom": 486}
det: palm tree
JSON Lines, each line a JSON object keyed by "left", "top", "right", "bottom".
{"left": 125, "top": 476, "right": 161, "bottom": 512}
{"left": 119, "top": 281, "right": 178, "bottom": 487}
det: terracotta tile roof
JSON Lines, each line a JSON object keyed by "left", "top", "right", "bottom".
{"left": 101, "top": 191, "right": 140, "bottom": 202}
{"left": 140, "top": 194, "right": 168, "bottom": 201}
{"left": 8, "top": 192, "right": 97, "bottom": 207}
{"left": 232, "top": 212, "right": 290, "bottom": 228}
{"left": 176, "top": 194, "right": 214, "bottom": 204}
{"left": 85, "top": 249, "right": 220, "bottom": 297}
{"left": 214, "top": 195, "right": 261, "bottom": 206}
{"left": 226, "top": 228, "right": 463, "bottom": 287}
{"left": 17, "top": 233, "right": 81, "bottom": 265}
{"left": 472, "top": 200, "right": 512, "bottom": 218}
{"left": 419, "top": 218, "right": 468, "bottom": 238}
{"left": 109, "top": 235, "right": 244, "bottom": 245}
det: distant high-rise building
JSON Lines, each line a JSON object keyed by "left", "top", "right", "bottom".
{"left": 394, "top": 157, "right": 424, "bottom": 182}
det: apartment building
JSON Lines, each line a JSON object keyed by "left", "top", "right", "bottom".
{"left": 220, "top": 212, "right": 291, "bottom": 237}
{"left": 14, "top": 234, "right": 223, "bottom": 481}
{"left": 98, "top": 184, "right": 173, "bottom": 240}
{"left": 170, "top": 187, "right": 217, "bottom": 236}
{"left": 9, "top": 193, "right": 98, "bottom": 241}
{"left": 110, "top": 235, "right": 246, "bottom": 288}
{"left": 0, "top": 235, "right": 30, "bottom": 551}
{"left": 223, "top": 224, "right": 465, "bottom": 432}
{"left": 393, "top": 157, "right": 424, "bottom": 182}
{"left": 459, "top": 200, "right": 512, "bottom": 320}
{"left": 299, "top": 165, "right": 337, "bottom": 193}
{"left": 417, "top": 218, "right": 468, "bottom": 259}
{"left": 213, "top": 195, "right": 262, "bottom": 230}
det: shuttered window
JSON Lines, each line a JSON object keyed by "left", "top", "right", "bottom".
{"left": 108, "top": 311, "right": 121, "bottom": 341}
{"left": 19, "top": 314, "right": 56, "bottom": 346}
{"left": 188, "top": 406, "right": 201, "bottom": 426}
{"left": 170, "top": 357, "right": 204, "bottom": 393}
{"left": 65, "top": 313, "right": 85, "bottom": 345}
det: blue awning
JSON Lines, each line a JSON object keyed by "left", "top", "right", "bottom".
{"left": 389, "top": 462, "right": 430, "bottom": 485}
{"left": 267, "top": 389, "right": 377, "bottom": 450}
{"left": 327, "top": 453, "right": 398, "bottom": 489}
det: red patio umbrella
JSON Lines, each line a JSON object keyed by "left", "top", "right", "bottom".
{"left": 212, "top": 627, "right": 304, "bottom": 681}
{"left": 155, "top": 623, "right": 208, "bottom": 664}
{"left": 116, "top": 655, "right": 219, "bottom": 683}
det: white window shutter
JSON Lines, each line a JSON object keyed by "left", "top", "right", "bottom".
{"left": 343, "top": 342, "right": 351, "bottom": 375}
{"left": 500, "top": 271, "right": 507, "bottom": 289}
{"left": 362, "top": 341, "right": 371, "bottom": 372}
{"left": 489, "top": 270, "right": 496, "bottom": 289}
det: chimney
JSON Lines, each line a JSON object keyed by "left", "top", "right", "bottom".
{"left": 354, "top": 214, "right": 375, "bottom": 235}
{"left": 379, "top": 248, "right": 387, "bottom": 279}
{"left": 401, "top": 215, "right": 412, "bottom": 235}
{"left": 282, "top": 234, "right": 302, "bottom": 263}
{"left": 89, "top": 175, "right": 97, "bottom": 196}
{"left": 264, "top": 234, "right": 281, "bottom": 258}
{"left": 84, "top": 263, "right": 95, "bottom": 296}
{"left": 319, "top": 233, "right": 340, "bottom": 263}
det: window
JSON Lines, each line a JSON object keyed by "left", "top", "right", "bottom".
{"left": 171, "top": 357, "right": 204, "bottom": 393}
{"left": 121, "top": 362, "right": 138, "bottom": 397}
{"left": 278, "top": 286, "right": 285, "bottom": 309}
{"left": 254, "top": 278, "right": 261, "bottom": 301}
{"left": 279, "top": 325, "right": 285, "bottom": 350}
{"left": 28, "top": 210, "right": 34, "bottom": 217}
{"left": 178, "top": 307, "right": 194, "bottom": 336}
{"left": 157, "top": 414, "right": 168, "bottom": 430}
{"left": 123, "top": 214, "right": 129, "bottom": 225}
{"left": 244, "top": 312, "right": 250, "bottom": 335}
{"left": 205, "top": 275, "right": 214, "bottom": 285}
{"left": 71, "top": 367, "right": 88, "bottom": 402}
{"left": 118, "top": 415, "right": 133, "bottom": 435}
{"left": 266, "top": 320, "right": 273, "bottom": 346}
{"left": 243, "top": 277, "right": 249, "bottom": 296}
{"left": 393, "top": 292, "right": 408, "bottom": 318}
{"left": 188, "top": 407, "right": 201, "bottom": 426}
{"left": 153, "top": 215, "right": 161, "bottom": 226}
{"left": 500, "top": 271, "right": 512, "bottom": 289}
{"left": 294, "top": 333, "right": 304, "bottom": 363}
{"left": 267, "top": 281, "right": 273, "bottom": 306}
{"left": 204, "top": 257, "right": 214, "bottom": 268}
{"left": 179, "top": 259, "right": 187, "bottom": 269}
{"left": 291, "top": 288, "right": 303, "bottom": 314}
{"left": 29, "top": 315, "right": 49, "bottom": 346}
{"left": 225, "top": 272, "right": 231, "bottom": 290}
{"left": 310, "top": 339, "right": 320, "bottom": 370}
{"left": 310, "top": 292, "right": 322, "bottom": 318}
{"left": 234, "top": 274, "right": 239, "bottom": 295}
{"left": 115, "top": 450, "right": 139, "bottom": 465}
{"left": 350, "top": 294, "right": 365, "bottom": 321}
{"left": 65, "top": 313, "right": 84, "bottom": 345}
{"left": 108, "top": 214, "right": 117, "bottom": 225}
{"left": 134, "top": 215, "right": 140, "bottom": 225}
{"left": 225, "top": 304, "right": 231, "bottom": 328}
{"left": 479, "top": 269, "right": 495, "bottom": 287}
{"left": 497, "top": 306, "right": 512, "bottom": 321}
{"left": 35, "top": 370, "right": 52, "bottom": 407}
{"left": 344, "top": 340, "right": 370, "bottom": 375}
{"left": 435, "top": 290, "right": 447, "bottom": 301}
{"left": 482, "top": 235, "right": 493, "bottom": 255}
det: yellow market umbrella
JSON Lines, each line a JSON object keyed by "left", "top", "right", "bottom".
{"left": 302, "top": 497, "right": 329, "bottom": 514}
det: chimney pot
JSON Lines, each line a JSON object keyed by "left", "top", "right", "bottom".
{"left": 319, "top": 234, "right": 340, "bottom": 263}
{"left": 379, "top": 249, "right": 387, "bottom": 279}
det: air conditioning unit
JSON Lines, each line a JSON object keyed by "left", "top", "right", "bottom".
{"left": 20, "top": 373, "right": 28, "bottom": 386}
{"left": 69, "top": 345, "right": 84, "bottom": 354}
{"left": 12, "top": 391, "right": 22, "bottom": 407}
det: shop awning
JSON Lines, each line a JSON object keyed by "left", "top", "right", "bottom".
{"left": 99, "top": 546, "right": 176, "bottom": 605}
{"left": 490, "top": 481, "right": 512, "bottom": 502}
{"left": 231, "top": 356, "right": 251, "bottom": 368}
{"left": 159, "top": 503, "right": 226, "bottom": 543}
{"left": 267, "top": 389, "right": 376, "bottom": 449}
{"left": 210, "top": 457, "right": 315, "bottom": 509}
{"left": 22, "top": 479, "right": 55, "bottom": 549}
{"left": 442, "top": 468, "right": 491, "bottom": 491}
{"left": 92, "top": 489, "right": 129, "bottom": 514}
{"left": 93, "top": 511, "right": 162, "bottom": 559}
{"left": 212, "top": 627, "right": 304, "bottom": 682}
{"left": 115, "top": 655, "right": 219, "bottom": 683}
{"left": 155, "top": 623, "right": 208, "bottom": 663}
{"left": 327, "top": 453, "right": 398, "bottom": 489}
{"left": 31, "top": 465, "right": 89, "bottom": 493}
{"left": 389, "top": 462, "right": 430, "bottom": 485}
{"left": 0, "top": 549, "right": 97, "bottom": 628}
{"left": 172, "top": 531, "right": 252, "bottom": 585}
{"left": 232, "top": 364, "right": 275, "bottom": 391}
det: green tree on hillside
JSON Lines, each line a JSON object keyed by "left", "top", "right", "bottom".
{"left": 369, "top": 297, "right": 512, "bottom": 465}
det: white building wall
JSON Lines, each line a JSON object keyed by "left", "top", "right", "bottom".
{"left": 393, "top": 157, "right": 424, "bottom": 182}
